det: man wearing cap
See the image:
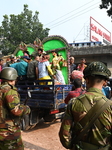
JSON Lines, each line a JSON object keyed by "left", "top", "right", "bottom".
{"left": 10, "top": 56, "right": 30, "bottom": 81}
{"left": 59, "top": 61, "right": 112, "bottom": 150}
{"left": 5, "top": 55, "right": 16, "bottom": 67}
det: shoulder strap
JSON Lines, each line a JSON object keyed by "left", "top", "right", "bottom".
{"left": 79, "top": 89, "right": 85, "bottom": 96}
{"left": 79, "top": 95, "right": 92, "bottom": 112}
{"left": 79, "top": 97, "right": 106, "bottom": 126}
{"left": 74, "top": 98, "right": 112, "bottom": 143}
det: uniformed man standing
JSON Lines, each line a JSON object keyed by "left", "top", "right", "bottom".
{"left": 0, "top": 67, "right": 30, "bottom": 150}
{"left": 59, "top": 61, "right": 112, "bottom": 150}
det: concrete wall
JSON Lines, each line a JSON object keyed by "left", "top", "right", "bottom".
{"left": 70, "top": 45, "right": 112, "bottom": 77}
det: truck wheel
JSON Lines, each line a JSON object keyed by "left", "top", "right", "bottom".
{"left": 20, "top": 114, "right": 31, "bottom": 131}
{"left": 43, "top": 114, "right": 55, "bottom": 122}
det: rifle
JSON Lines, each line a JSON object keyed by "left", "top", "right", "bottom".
{"left": 24, "top": 90, "right": 31, "bottom": 105}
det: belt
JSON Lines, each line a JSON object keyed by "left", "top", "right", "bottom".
{"left": 19, "top": 75, "right": 27, "bottom": 77}
{"left": 0, "top": 120, "right": 15, "bottom": 128}
{"left": 0, "top": 123, "right": 8, "bottom": 128}
{"left": 18, "top": 75, "right": 27, "bottom": 80}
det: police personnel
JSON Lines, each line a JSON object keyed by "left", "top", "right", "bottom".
{"left": 0, "top": 67, "right": 30, "bottom": 150}
{"left": 59, "top": 61, "right": 112, "bottom": 150}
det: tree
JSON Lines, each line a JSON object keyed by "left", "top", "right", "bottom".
{"left": 0, "top": 4, "right": 50, "bottom": 55}
{"left": 99, "top": 0, "right": 112, "bottom": 18}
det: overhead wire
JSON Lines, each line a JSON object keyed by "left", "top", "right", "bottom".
{"left": 49, "top": 5, "right": 98, "bottom": 29}
{"left": 74, "top": 21, "right": 90, "bottom": 42}
{"left": 74, "top": 26, "right": 85, "bottom": 41}
{"left": 45, "top": 0, "right": 94, "bottom": 26}
{"left": 44, "top": 2, "right": 99, "bottom": 29}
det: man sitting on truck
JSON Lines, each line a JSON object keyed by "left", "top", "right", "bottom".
{"left": 10, "top": 55, "right": 31, "bottom": 81}
{"left": 27, "top": 55, "right": 39, "bottom": 81}
{"left": 38, "top": 54, "right": 56, "bottom": 85}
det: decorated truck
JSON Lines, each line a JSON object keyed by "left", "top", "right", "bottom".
{"left": 14, "top": 35, "right": 72, "bottom": 130}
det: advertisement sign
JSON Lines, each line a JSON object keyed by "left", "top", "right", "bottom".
{"left": 90, "top": 17, "right": 111, "bottom": 45}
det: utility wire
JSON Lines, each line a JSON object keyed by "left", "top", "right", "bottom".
{"left": 74, "top": 26, "right": 85, "bottom": 40}
{"left": 45, "top": 0, "right": 94, "bottom": 26}
{"left": 50, "top": 4, "right": 98, "bottom": 28}
{"left": 48, "top": 4, "right": 99, "bottom": 29}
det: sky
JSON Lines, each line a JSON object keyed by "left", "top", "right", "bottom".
{"left": 0, "top": 0, "right": 112, "bottom": 43}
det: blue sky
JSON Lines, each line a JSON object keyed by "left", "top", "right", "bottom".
{"left": 0, "top": 0, "right": 112, "bottom": 43}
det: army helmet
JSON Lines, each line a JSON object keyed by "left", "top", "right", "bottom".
{"left": 0, "top": 67, "right": 18, "bottom": 80}
{"left": 83, "top": 61, "right": 111, "bottom": 79}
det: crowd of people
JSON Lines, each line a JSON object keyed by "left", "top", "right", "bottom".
{"left": 0, "top": 49, "right": 67, "bottom": 86}
{"left": 0, "top": 51, "right": 112, "bottom": 149}
{"left": 70, "top": 56, "right": 112, "bottom": 99}
{"left": 0, "top": 53, "right": 112, "bottom": 99}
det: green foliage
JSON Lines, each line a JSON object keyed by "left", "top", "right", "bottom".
{"left": 0, "top": 4, "right": 50, "bottom": 55}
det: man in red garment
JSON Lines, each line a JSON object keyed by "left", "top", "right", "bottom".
{"left": 64, "top": 78, "right": 86, "bottom": 104}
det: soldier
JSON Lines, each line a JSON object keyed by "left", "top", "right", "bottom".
{"left": 59, "top": 61, "right": 112, "bottom": 150}
{"left": 0, "top": 67, "right": 30, "bottom": 150}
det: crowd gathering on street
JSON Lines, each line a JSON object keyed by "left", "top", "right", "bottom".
{"left": 0, "top": 48, "right": 68, "bottom": 85}
{"left": 0, "top": 48, "right": 112, "bottom": 150}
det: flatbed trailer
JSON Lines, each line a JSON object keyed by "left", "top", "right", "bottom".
{"left": 16, "top": 79, "right": 72, "bottom": 130}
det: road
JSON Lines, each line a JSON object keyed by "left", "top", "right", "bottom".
{"left": 21, "top": 119, "right": 66, "bottom": 150}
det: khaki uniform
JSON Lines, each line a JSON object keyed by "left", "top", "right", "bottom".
{"left": 0, "top": 82, "right": 30, "bottom": 150}
{"left": 59, "top": 87, "right": 112, "bottom": 150}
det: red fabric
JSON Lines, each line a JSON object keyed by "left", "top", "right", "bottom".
{"left": 0, "top": 65, "right": 2, "bottom": 83}
{"left": 0, "top": 65, "right": 2, "bottom": 72}
{"left": 71, "top": 70, "right": 83, "bottom": 80}
{"left": 64, "top": 88, "right": 86, "bottom": 104}
{"left": 77, "top": 64, "right": 87, "bottom": 72}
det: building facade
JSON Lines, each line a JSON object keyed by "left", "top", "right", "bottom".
{"left": 70, "top": 45, "right": 112, "bottom": 77}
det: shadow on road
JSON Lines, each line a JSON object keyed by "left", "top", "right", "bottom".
{"left": 23, "top": 140, "right": 47, "bottom": 150}
{"left": 24, "top": 119, "right": 61, "bottom": 133}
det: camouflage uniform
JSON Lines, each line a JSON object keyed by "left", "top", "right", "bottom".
{"left": 59, "top": 62, "right": 112, "bottom": 150}
{"left": 0, "top": 82, "right": 30, "bottom": 150}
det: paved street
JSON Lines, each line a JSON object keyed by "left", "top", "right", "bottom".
{"left": 22, "top": 119, "right": 66, "bottom": 150}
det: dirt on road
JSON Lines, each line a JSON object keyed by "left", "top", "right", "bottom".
{"left": 21, "top": 119, "right": 66, "bottom": 150}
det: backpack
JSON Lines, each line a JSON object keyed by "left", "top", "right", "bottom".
{"left": 71, "top": 96, "right": 112, "bottom": 150}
